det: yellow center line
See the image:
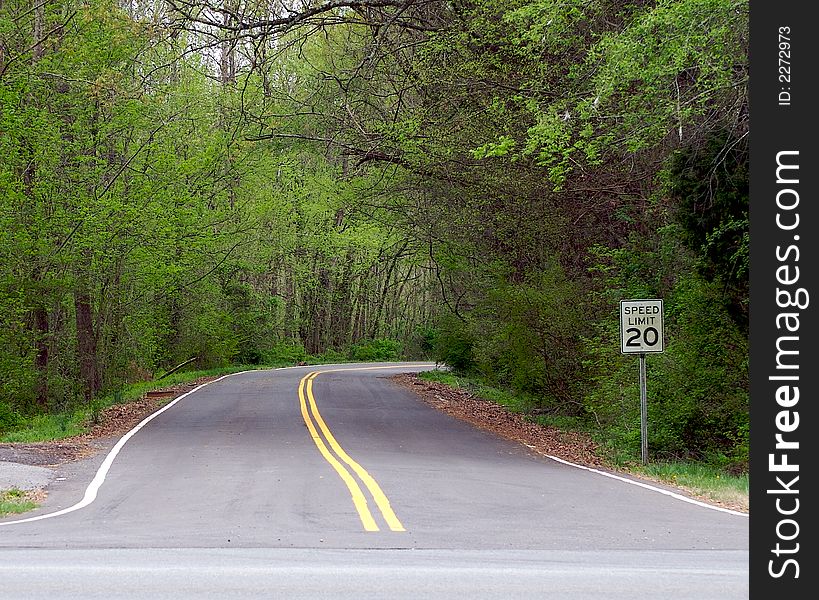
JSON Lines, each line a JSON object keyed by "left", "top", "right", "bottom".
{"left": 298, "top": 372, "right": 379, "bottom": 532}
{"left": 305, "top": 372, "right": 405, "bottom": 532}
{"left": 297, "top": 365, "right": 431, "bottom": 532}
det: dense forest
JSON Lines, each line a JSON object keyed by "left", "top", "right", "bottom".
{"left": 0, "top": 0, "right": 748, "bottom": 469}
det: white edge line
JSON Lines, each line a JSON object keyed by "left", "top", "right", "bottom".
{"left": 1, "top": 362, "right": 433, "bottom": 527}
{"left": 544, "top": 454, "right": 749, "bottom": 517}
{"left": 0, "top": 370, "right": 252, "bottom": 527}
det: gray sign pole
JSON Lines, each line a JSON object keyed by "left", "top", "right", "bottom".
{"left": 639, "top": 353, "right": 648, "bottom": 466}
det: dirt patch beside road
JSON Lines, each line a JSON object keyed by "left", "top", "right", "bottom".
{"left": 389, "top": 372, "right": 604, "bottom": 467}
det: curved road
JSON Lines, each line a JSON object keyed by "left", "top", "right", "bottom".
{"left": 0, "top": 363, "right": 748, "bottom": 598}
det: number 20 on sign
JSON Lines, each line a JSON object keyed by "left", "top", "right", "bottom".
{"left": 620, "top": 299, "right": 664, "bottom": 354}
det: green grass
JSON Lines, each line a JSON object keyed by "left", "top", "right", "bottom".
{"left": 421, "top": 369, "right": 591, "bottom": 430}
{"left": 420, "top": 368, "right": 749, "bottom": 512}
{"left": 0, "top": 488, "right": 38, "bottom": 516}
{"left": 632, "top": 462, "right": 749, "bottom": 511}
{"left": 0, "top": 412, "right": 88, "bottom": 443}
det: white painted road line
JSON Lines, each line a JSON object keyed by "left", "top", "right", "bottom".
{"left": 544, "top": 454, "right": 749, "bottom": 517}
{"left": 0, "top": 371, "right": 251, "bottom": 527}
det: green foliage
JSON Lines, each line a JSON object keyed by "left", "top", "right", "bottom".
{"left": 404, "top": 325, "right": 438, "bottom": 360}
{"left": 664, "top": 131, "right": 749, "bottom": 326}
{"left": 472, "top": 135, "right": 516, "bottom": 159}
{"left": 576, "top": 0, "right": 749, "bottom": 154}
{"left": 487, "top": 268, "right": 589, "bottom": 409}
{"left": 314, "top": 347, "right": 348, "bottom": 364}
{"left": 432, "top": 265, "right": 591, "bottom": 412}
{"left": 0, "top": 401, "right": 21, "bottom": 435}
{"left": 349, "top": 339, "right": 403, "bottom": 362}
{"left": 0, "top": 0, "right": 433, "bottom": 417}
{"left": 438, "top": 0, "right": 748, "bottom": 185}
{"left": 582, "top": 269, "right": 748, "bottom": 468}
{"left": 420, "top": 369, "right": 534, "bottom": 414}
{"left": 651, "top": 275, "right": 749, "bottom": 467}
{"left": 430, "top": 318, "right": 476, "bottom": 372}
{"left": 263, "top": 342, "right": 309, "bottom": 366}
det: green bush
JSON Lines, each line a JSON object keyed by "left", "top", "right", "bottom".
{"left": 649, "top": 275, "right": 749, "bottom": 466}
{"left": 219, "top": 278, "right": 277, "bottom": 366}
{"left": 315, "top": 347, "right": 347, "bottom": 363}
{"left": 263, "top": 341, "right": 308, "bottom": 365}
{"left": 664, "top": 131, "right": 749, "bottom": 327}
{"left": 430, "top": 318, "right": 475, "bottom": 372}
{"left": 0, "top": 401, "right": 20, "bottom": 435}
{"left": 457, "top": 267, "right": 591, "bottom": 413}
{"left": 402, "top": 325, "right": 438, "bottom": 360}
{"left": 0, "top": 341, "right": 37, "bottom": 415}
{"left": 349, "top": 338, "right": 403, "bottom": 362}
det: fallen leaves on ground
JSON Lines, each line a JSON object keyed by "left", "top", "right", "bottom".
{"left": 389, "top": 372, "right": 604, "bottom": 467}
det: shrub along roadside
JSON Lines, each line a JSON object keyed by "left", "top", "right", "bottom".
{"left": 419, "top": 369, "right": 748, "bottom": 511}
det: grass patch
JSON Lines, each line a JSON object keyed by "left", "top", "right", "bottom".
{"left": 0, "top": 488, "right": 38, "bottom": 516}
{"left": 0, "top": 412, "right": 88, "bottom": 443}
{"left": 632, "top": 461, "right": 749, "bottom": 511}
{"left": 421, "top": 370, "right": 591, "bottom": 431}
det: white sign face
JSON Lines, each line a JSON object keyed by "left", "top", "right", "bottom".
{"left": 620, "top": 299, "right": 664, "bottom": 354}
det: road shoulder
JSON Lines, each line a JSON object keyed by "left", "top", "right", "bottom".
{"left": 389, "top": 372, "right": 748, "bottom": 514}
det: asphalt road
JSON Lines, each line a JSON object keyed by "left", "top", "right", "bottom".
{"left": 0, "top": 363, "right": 748, "bottom": 598}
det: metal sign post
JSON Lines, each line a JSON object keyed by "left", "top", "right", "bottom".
{"left": 639, "top": 353, "right": 648, "bottom": 466}
{"left": 620, "top": 299, "right": 664, "bottom": 466}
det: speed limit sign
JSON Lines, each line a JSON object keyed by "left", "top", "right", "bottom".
{"left": 620, "top": 299, "right": 664, "bottom": 354}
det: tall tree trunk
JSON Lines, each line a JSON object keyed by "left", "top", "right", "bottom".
{"left": 34, "top": 305, "right": 49, "bottom": 407}
{"left": 370, "top": 241, "right": 408, "bottom": 339}
{"left": 33, "top": 0, "right": 45, "bottom": 61}
{"left": 331, "top": 251, "right": 354, "bottom": 348}
{"left": 75, "top": 283, "right": 99, "bottom": 402}
{"left": 320, "top": 265, "right": 333, "bottom": 350}
{"left": 23, "top": 143, "right": 50, "bottom": 408}
{"left": 220, "top": 6, "right": 236, "bottom": 85}
{"left": 24, "top": 1, "right": 49, "bottom": 406}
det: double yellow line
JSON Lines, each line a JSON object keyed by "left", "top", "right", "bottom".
{"left": 298, "top": 369, "right": 405, "bottom": 532}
